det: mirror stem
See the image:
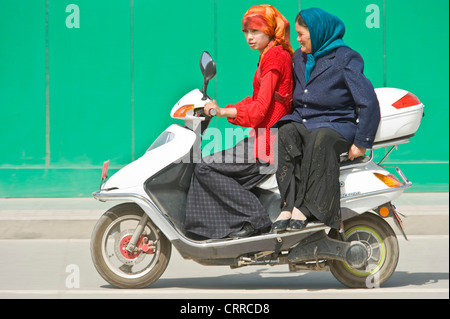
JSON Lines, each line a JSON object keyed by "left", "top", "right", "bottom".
{"left": 202, "top": 80, "right": 208, "bottom": 100}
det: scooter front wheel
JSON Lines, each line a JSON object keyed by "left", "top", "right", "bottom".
{"left": 329, "top": 213, "right": 399, "bottom": 288}
{"left": 91, "top": 203, "right": 171, "bottom": 288}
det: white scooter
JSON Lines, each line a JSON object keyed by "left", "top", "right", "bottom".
{"left": 91, "top": 51, "right": 424, "bottom": 289}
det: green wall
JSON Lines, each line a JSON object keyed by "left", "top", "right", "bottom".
{"left": 0, "top": 0, "right": 448, "bottom": 197}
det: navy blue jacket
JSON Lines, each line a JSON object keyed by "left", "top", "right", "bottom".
{"left": 277, "top": 46, "right": 380, "bottom": 149}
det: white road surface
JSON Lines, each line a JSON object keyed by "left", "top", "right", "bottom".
{"left": 0, "top": 235, "right": 448, "bottom": 300}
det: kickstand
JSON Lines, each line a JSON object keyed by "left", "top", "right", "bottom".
{"left": 271, "top": 237, "right": 283, "bottom": 259}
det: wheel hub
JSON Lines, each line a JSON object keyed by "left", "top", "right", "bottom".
{"left": 119, "top": 235, "right": 141, "bottom": 260}
{"left": 115, "top": 230, "right": 155, "bottom": 265}
{"left": 346, "top": 241, "right": 369, "bottom": 269}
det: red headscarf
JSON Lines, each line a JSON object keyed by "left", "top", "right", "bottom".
{"left": 242, "top": 5, "right": 295, "bottom": 61}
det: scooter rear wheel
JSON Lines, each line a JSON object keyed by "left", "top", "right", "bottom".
{"left": 91, "top": 203, "right": 171, "bottom": 288}
{"left": 329, "top": 213, "right": 399, "bottom": 288}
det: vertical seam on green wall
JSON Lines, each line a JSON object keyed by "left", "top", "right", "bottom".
{"left": 45, "top": 0, "right": 50, "bottom": 168}
{"left": 383, "top": 0, "right": 387, "bottom": 87}
{"left": 130, "top": 0, "right": 135, "bottom": 161}
{"left": 212, "top": 0, "right": 218, "bottom": 132}
{"left": 214, "top": 0, "right": 218, "bottom": 100}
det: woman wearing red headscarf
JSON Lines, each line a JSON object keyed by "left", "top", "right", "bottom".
{"left": 184, "top": 5, "right": 294, "bottom": 239}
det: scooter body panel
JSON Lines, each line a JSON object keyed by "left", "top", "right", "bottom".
{"left": 93, "top": 189, "right": 329, "bottom": 260}
{"left": 94, "top": 139, "right": 412, "bottom": 257}
{"left": 339, "top": 160, "right": 410, "bottom": 214}
{"left": 102, "top": 124, "right": 196, "bottom": 190}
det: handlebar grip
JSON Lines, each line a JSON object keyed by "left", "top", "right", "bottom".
{"left": 209, "top": 109, "right": 217, "bottom": 117}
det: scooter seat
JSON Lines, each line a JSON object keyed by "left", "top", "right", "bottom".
{"left": 257, "top": 135, "right": 411, "bottom": 187}
{"left": 256, "top": 157, "right": 370, "bottom": 188}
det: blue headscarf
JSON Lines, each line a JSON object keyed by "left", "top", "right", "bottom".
{"left": 300, "top": 8, "right": 348, "bottom": 82}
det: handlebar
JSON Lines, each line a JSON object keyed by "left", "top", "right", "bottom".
{"left": 194, "top": 107, "right": 215, "bottom": 118}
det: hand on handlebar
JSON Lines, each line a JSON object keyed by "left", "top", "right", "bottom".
{"left": 204, "top": 100, "right": 220, "bottom": 117}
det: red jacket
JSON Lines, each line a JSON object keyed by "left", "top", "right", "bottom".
{"left": 225, "top": 45, "right": 293, "bottom": 163}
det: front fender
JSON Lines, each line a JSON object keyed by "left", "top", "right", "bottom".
{"left": 92, "top": 190, "right": 181, "bottom": 242}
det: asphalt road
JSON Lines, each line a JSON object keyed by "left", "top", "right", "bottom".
{"left": 0, "top": 235, "right": 448, "bottom": 300}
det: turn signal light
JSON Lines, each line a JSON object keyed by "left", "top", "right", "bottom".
{"left": 373, "top": 173, "right": 403, "bottom": 187}
{"left": 173, "top": 104, "right": 195, "bottom": 118}
{"left": 392, "top": 92, "right": 421, "bottom": 109}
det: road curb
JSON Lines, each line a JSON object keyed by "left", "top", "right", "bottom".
{"left": 0, "top": 194, "right": 448, "bottom": 239}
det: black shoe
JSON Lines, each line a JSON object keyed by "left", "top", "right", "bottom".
{"left": 270, "top": 219, "right": 289, "bottom": 233}
{"left": 229, "top": 223, "right": 258, "bottom": 238}
{"left": 287, "top": 219, "right": 308, "bottom": 232}
{"left": 259, "top": 225, "right": 272, "bottom": 234}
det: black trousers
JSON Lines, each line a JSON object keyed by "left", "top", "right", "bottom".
{"left": 276, "top": 122, "right": 351, "bottom": 229}
{"left": 184, "top": 138, "right": 272, "bottom": 239}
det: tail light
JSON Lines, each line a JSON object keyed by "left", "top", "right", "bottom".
{"left": 373, "top": 173, "right": 403, "bottom": 187}
{"left": 392, "top": 92, "right": 421, "bottom": 109}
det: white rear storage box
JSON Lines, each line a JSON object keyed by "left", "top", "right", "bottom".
{"left": 373, "top": 87, "right": 424, "bottom": 143}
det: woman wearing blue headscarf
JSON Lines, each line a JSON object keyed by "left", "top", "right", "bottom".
{"left": 271, "top": 8, "right": 381, "bottom": 232}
